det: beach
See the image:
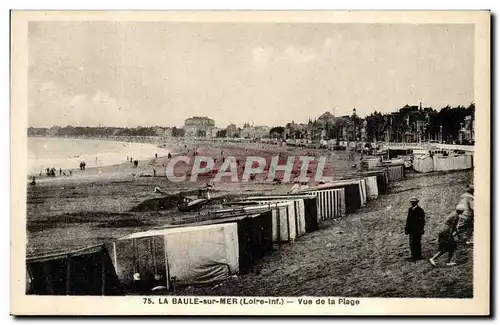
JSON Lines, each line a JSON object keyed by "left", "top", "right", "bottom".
{"left": 26, "top": 138, "right": 473, "bottom": 298}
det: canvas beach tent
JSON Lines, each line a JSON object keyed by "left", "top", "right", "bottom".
{"left": 156, "top": 211, "right": 274, "bottom": 273}
{"left": 433, "top": 154, "right": 472, "bottom": 172}
{"left": 243, "top": 194, "right": 319, "bottom": 232}
{"left": 109, "top": 223, "right": 239, "bottom": 293}
{"left": 26, "top": 244, "right": 124, "bottom": 296}
{"left": 413, "top": 155, "right": 434, "bottom": 173}
{"left": 219, "top": 202, "right": 298, "bottom": 243}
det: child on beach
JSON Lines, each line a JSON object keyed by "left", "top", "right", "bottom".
{"left": 429, "top": 204, "right": 465, "bottom": 267}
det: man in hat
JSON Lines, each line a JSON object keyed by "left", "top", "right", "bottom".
{"left": 458, "top": 184, "right": 474, "bottom": 244}
{"left": 405, "top": 197, "right": 426, "bottom": 261}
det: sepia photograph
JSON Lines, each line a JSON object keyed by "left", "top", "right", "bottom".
{"left": 10, "top": 10, "right": 490, "bottom": 316}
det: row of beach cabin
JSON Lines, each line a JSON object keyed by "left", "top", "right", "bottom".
{"left": 26, "top": 152, "right": 470, "bottom": 296}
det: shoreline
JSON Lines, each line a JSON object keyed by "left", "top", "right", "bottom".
{"left": 27, "top": 136, "right": 175, "bottom": 179}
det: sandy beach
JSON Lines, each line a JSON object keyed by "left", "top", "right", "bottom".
{"left": 26, "top": 138, "right": 473, "bottom": 298}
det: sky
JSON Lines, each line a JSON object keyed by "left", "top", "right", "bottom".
{"left": 28, "top": 22, "right": 474, "bottom": 128}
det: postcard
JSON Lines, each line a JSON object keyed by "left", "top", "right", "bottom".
{"left": 10, "top": 10, "right": 490, "bottom": 316}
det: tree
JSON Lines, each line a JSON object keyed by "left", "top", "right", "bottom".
{"left": 269, "top": 126, "right": 285, "bottom": 139}
{"left": 171, "top": 127, "right": 185, "bottom": 137}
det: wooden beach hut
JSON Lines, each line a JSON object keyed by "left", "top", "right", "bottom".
{"left": 243, "top": 194, "right": 319, "bottom": 232}
{"left": 26, "top": 244, "right": 124, "bottom": 296}
{"left": 365, "top": 176, "right": 379, "bottom": 200}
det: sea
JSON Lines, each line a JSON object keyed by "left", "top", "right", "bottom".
{"left": 27, "top": 137, "right": 171, "bottom": 176}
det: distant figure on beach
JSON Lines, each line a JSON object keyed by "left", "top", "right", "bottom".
{"left": 130, "top": 157, "right": 133, "bottom": 163}
{"left": 134, "top": 160, "right": 139, "bottom": 168}
{"left": 429, "top": 204, "right": 464, "bottom": 268}
{"left": 46, "top": 168, "right": 50, "bottom": 176}
{"left": 59, "top": 168, "right": 62, "bottom": 176}
{"left": 168, "top": 153, "right": 172, "bottom": 159}
{"left": 289, "top": 181, "right": 300, "bottom": 194}
{"left": 82, "top": 162, "right": 86, "bottom": 170}
{"left": 155, "top": 153, "right": 158, "bottom": 158}
{"left": 153, "top": 169, "right": 156, "bottom": 177}
{"left": 69, "top": 170, "right": 72, "bottom": 176}
{"left": 30, "top": 177, "right": 36, "bottom": 186}
{"left": 404, "top": 198, "right": 426, "bottom": 262}
{"left": 127, "top": 155, "right": 129, "bottom": 161}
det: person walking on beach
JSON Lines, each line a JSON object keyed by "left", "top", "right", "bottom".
{"left": 457, "top": 184, "right": 474, "bottom": 245}
{"left": 405, "top": 197, "right": 426, "bottom": 261}
{"left": 59, "top": 168, "right": 62, "bottom": 176}
{"left": 429, "top": 204, "right": 464, "bottom": 267}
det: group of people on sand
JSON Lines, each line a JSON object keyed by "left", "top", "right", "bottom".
{"left": 126, "top": 156, "right": 139, "bottom": 168}
{"left": 404, "top": 184, "right": 474, "bottom": 267}
{"left": 31, "top": 166, "right": 74, "bottom": 185}
{"left": 42, "top": 167, "right": 73, "bottom": 178}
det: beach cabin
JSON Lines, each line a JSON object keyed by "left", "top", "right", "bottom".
{"left": 303, "top": 179, "right": 364, "bottom": 214}
{"left": 295, "top": 187, "right": 346, "bottom": 218}
{"left": 362, "top": 169, "right": 389, "bottom": 195}
{"left": 243, "top": 194, "right": 319, "bottom": 233}
{"left": 220, "top": 202, "right": 299, "bottom": 243}
{"left": 413, "top": 155, "right": 434, "bottom": 173}
{"left": 361, "top": 157, "right": 381, "bottom": 170}
{"left": 386, "top": 165, "right": 404, "bottom": 181}
{"left": 233, "top": 198, "right": 307, "bottom": 237}
{"left": 364, "top": 176, "right": 379, "bottom": 200}
{"left": 26, "top": 244, "right": 123, "bottom": 296}
{"left": 110, "top": 223, "right": 239, "bottom": 293}
{"left": 433, "top": 154, "right": 473, "bottom": 172}
{"left": 156, "top": 211, "right": 274, "bottom": 272}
